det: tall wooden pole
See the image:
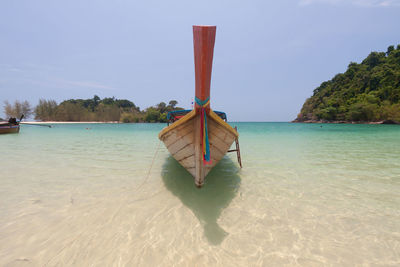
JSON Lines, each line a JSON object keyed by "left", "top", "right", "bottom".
{"left": 193, "top": 25, "right": 216, "bottom": 112}
{"left": 193, "top": 25, "right": 216, "bottom": 188}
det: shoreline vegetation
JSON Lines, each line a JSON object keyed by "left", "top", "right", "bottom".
{"left": 294, "top": 44, "right": 400, "bottom": 124}
{"left": 292, "top": 119, "right": 398, "bottom": 124}
{"left": 2, "top": 96, "right": 184, "bottom": 123}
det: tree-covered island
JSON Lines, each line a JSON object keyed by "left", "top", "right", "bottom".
{"left": 294, "top": 45, "right": 400, "bottom": 123}
{"left": 3, "top": 96, "right": 184, "bottom": 123}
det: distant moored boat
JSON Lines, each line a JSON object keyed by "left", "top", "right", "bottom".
{"left": 0, "top": 118, "right": 20, "bottom": 134}
{"left": 158, "top": 25, "right": 242, "bottom": 188}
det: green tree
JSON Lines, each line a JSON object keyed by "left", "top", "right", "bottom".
{"left": 156, "top": 102, "right": 167, "bottom": 113}
{"left": 386, "top": 45, "right": 394, "bottom": 56}
{"left": 145, "top": 108, "right": 160, "bottom": 122}
{"left": 93, "top": 95, "right": 100, "bottom": 105}
{"left": 95, "top": 103, "right": 120, "bottom": 121}
{"left": 55, "top": 102, "right": 89, "bottom": 121}
{"left": 347, "top": 102, "right": 378, "bottom": 121}
{"left": 296, "top": 44, "right": 400, "bottom": 122}
{"left": 34, "top": 99, "right": 58, "bottom": 121}
{"left": 169, "top": 100, "right": 178, "bottom": 108}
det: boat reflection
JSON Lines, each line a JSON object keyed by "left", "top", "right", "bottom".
{"left": 162, "top": 156, "right": 241, "bottom": 245}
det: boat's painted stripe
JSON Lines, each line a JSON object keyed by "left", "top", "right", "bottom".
{"left": 195, "top": 96, "right": 210, "bottom": 107}
{"left": 208, "top": 110, "right": 239, "bottom": 138}
{"left": 202, "top": 108, "right": 211, "bottom": 164}
{"left": 158, "top": 109, "right": 196, "bottom": 139}
{"left": 195, "top": 97, "right": 212, "bottom": 164}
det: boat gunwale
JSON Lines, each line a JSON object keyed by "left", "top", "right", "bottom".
{"left": 158, "top": 109, "right": 196, "bottom": 139}
{"left": 158, "top": 109, "right": 238, "bottom": 140}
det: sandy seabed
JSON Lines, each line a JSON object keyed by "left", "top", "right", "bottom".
{"left": 1, "top": 122, "right": 399, "bottom": 266}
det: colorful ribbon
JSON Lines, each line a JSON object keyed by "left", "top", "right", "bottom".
{"left": 195, "top": 97, "right": 212, "bottom": 165}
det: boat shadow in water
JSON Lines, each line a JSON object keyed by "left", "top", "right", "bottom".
{"left": 162, "top": 156, "right": 241, "bottom": 245}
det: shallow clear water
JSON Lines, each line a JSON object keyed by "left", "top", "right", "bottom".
{"left": 0, "top": 123, "right": 399, "bottom": 266}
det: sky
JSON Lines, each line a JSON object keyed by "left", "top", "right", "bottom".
{"left": 0, "top": 0, "right": 399, "bottom": 121}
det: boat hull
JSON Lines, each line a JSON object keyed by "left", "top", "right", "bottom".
{"left": 0, "top": 125, "right": 20, "bottom": 134}
{"left": 159, "top": 109, "right": 238, "bottom": 187}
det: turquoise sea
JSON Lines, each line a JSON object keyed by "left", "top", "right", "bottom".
{"left": 1, "top": 122, "right": 399, "bottom": 266}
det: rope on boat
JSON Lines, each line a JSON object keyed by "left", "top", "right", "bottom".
{"left": 136, "top": 140, "right": 162, "bottom": 191}
{"left": 195, "top": 97, "right": 212, "bottom": 165}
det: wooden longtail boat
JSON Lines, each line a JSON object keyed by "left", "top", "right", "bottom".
{"left": 0, "top": 118, "right": 20, "bottom": 134}
{"left": 158, "top": 25, "right": 242, "bottom": 187}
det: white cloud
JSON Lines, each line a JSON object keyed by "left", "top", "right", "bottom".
{"left": 299, "top": 0, "right": 400, "bottom": 7}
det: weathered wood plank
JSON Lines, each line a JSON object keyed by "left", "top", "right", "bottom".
{"left": 209, "top": 132, "right": 231, "bottom": 147}
{"left": 210, "top": 142, "right": 225, "bottom": 159}
{"left": 178, "top": 155, "right": 195, "bottom": 169}
{"left": 208, "top": 119, "right": 235, "bottom": 145}
{"left": 208, "top": 123, "right": 227, "bottom": 142}
{"left": 173, "top": 144, "right": 194, "bottom": 162}
{"left": 210, "top": 130, "right": 235, "bottom": 153}
{"left": 167, "top": 130, "right": 194, "bottom": 155}
{"left": 163, "top": 122, "right": 194, "bottom": 147}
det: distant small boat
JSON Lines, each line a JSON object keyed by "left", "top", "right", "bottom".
{"left": 159, "top": 25, "right": 242, "bottom": 187}
{"left": 0, "top": 118, "right": 20, "bottom": 134}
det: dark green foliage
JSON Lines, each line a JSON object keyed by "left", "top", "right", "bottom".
{"left": 297, "top": 44, "right": 400, "bottom": 122}
{"left": 169, "top": 100, "right": 178, "bottom": 108}
{"left": 145, "top": 107, "right": 161, "bottom": 122}
{"left": 31, "top": 95, "right": 183, "bottom": 122}
{"left": 387, "top": 45, "right": 394, "bottom": 56}
{"left": 156, "top": 102, "right": 167, "bottom": 113}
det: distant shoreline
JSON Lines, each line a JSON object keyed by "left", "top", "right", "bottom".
{"left": 21, "top": 121, "right": 121, "bottom": 124}
{"left": 20, "top": 120, "right": 400, "bottom": 124}
{"left": 292, "top": 119, "right": 399, "bottom": 125}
